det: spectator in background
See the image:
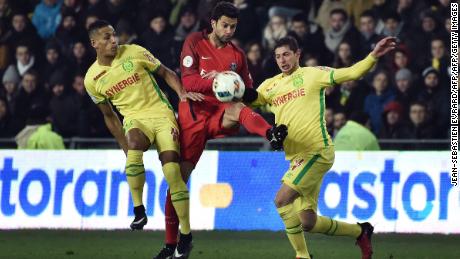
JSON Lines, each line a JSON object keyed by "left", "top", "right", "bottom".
{"left": 71, "top": 73, "right": 109, "bottom": 137}
{"left": 31, "top": 0, "right": 62, "bottom": 40}
{"left": 233, "top": 0, "right": 260, "bottom": 45}
{"left": 323, "top": 9, "right": 359, "bottom": 56}
{"left": 316, "top": 0, "right": 346, "bottom": 32}
{"left": 141, "top": 13, "right": 174, "bottom": 68}
{"left": 9, "top": 13, "right": 42, "bottom": 54}
{"left": 303, "top": 54, "right": 319, "bottom": 67}
{"left": 82, "top": 0, "right": 107, "bottom": 22}
{"left": 364, "top": 70, "right": 395, "bottom": 135}
{"left": 0, "top": 96, "right": 21, "bottom": 137}
{"left": 357, "top": 11, "right": 383, "bottom": 59}
{"left": 288, "top": 13, "right": 329, "bottom": 63}
{"left": 332, "top": 110, "right": 347, "bottom": 138}
{"left": 388, "top": 47, "right": 413, "bottom": 75}
{"left": 245, "top": 41, "right": 265, "bottom": 87}
{"left": 394, "top": 68, "right": 416, "bottom": 113}
{"left": 262, "top": 14, "right": 288, "bottom": 51}
{"left": 381, "top": 12, "right": 409, "bottom": 44}
{"left": 104, "top": 0, "right": 135, "bottom": 26}
{"left": 0, "top": 0, "right": 14, "bottom": 26}
{"left": 417, "top": 67, "right": 449, "bottom": 138}
{"left": 334, "top": 111, "right": 380, "bottom": 150}
{"left": 41, "top": 40, "right": 69, "bottom": 89}
{"left": 1, "top": 65, "right": 20, "bottom": 114}
{"left": 48, "top": 70, "right": 79, "bottom": 137}
{"left": 116, "top": 19, "right": 139, "bottom": 45}
{"left": 422, "top": 38, "right": 450, "bottom": 86}
{"left": 14, "top": 70, "right": 48, "bottom": 127}
{"left": 0, "top": 19, "right": 11, "bottom": 72}
{"left": 340, "top": 80, "right": 370, "bottom": 117}
{"left": 404, "top": 101, "right": 435, "bottom": 142}
{"left": 412, "top": 11, "right": 441, "bottom": 67}
{"left": 379, "top": 101, "right": 409, "bottom": 143}
{"left": 174, "top": 6, "right": 204, "bottom": 43}
{"left": 55, "top": 9, "right": 83, "bottom": 56}
{"left": 15, "top": 43, "right": 38, "bottom": 77}
{"left": 68, "top": 40, "right": 91, "bottom": 76}
{"left": 15, "top": 100, "right": 65, "bottom": 149}
{"left": 332, "top": 41, "right": 356, "bottom": 68}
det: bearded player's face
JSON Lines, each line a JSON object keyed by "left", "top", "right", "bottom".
{"left": 212, "top": 16, "right": 237, "bottom": 43}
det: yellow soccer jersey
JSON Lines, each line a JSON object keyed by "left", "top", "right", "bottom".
{"left": 253, "top": 55, "right": 377, "bottom": 160}
{"left": 84, "top": 44, "right": 174, "bottom": 121}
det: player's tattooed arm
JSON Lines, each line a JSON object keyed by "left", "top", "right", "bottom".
{"left": 97, "top": 102, "right": 128, "bottom": 155}
{"left": 156, "top": 64, "right": 205, "bottom": 102}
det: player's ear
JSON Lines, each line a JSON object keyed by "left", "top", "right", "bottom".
{"left": 211, "top": 19, "right": 217, "bottom": 29}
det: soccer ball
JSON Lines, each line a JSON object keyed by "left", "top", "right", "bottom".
{"left": 212, "top": 71, "right": 245, "bottom": 102}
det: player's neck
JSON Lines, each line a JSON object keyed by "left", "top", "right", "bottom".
{"left": 97, "top": 55, "right": 115, "bottom": 67}
{"left": 282, "top": 65, "right": 300, "bottom": 77}
{"left": 208, "top": 32, "right": 226, "bottom": 48}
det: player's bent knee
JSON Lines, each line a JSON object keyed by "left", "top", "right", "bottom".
{"left": 274, "top": 197, "right": 289, "bottom": 208}
{"left": 302, "top": 222, "right": 315, "bottom": 232}
{"left": 159, "top": 151, "right": 180, "bottom": 165}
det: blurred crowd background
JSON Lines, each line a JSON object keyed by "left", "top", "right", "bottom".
{"left": 0, "top": 0, "right": 452, "bottom": 150}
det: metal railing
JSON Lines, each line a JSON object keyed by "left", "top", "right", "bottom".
{"left": 0, "top": 137, "right": 450, "bottom": 151}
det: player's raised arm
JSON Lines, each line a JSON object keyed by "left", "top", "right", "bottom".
{"left": 180, "top": 34, "right": 214, "bottom": 93}
{"left": 330, "top": 37, "right": 397, "bottom": 86}
{"left": 97, "top": 102, "right": 128, "bottom": 154}
{"left": 155, "top": 64, "right": 205, "bottom": 102}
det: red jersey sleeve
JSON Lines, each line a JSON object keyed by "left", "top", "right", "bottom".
{"left": 180, "top": 32, "right": 213, "bottom": 93}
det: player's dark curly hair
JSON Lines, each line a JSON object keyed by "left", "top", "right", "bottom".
{"left": 274, "top": 36, "right": 299, "bottom": 52}
{"left": 210, "top": 1, "right": 239, "bottom": 21}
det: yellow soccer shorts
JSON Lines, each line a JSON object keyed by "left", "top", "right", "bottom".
{"left": 123, "top": 116, "right": 180, "bottom": 153}
{"left": 282, "top": 146, "right": 335, "bottom": 212}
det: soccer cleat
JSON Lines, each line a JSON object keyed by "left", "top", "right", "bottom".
{"left": 296, "top": 255, "right": 313, "bottom": 259}
{"left": 153, "top": 245, "right": 175, "bottom": 259}
{"left": 266, "top": 124, "right": 288, "bottom": 150}
{"left": 130, "top": 205, "right": 148, "bottom": 230}
{"left": 356, "top": 222, "right": 374, "bottom": 259}
{"left": 172, "top": 233, "right": 193, "bottom": 259}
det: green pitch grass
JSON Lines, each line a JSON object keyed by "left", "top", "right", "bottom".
{"left": 0, "top": 230, "right": 459, "bottom": 259}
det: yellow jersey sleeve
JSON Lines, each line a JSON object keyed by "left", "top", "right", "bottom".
{"left": 309, "top": 54, "right": 378, "bottom": 88}
{"left": 130, "top": 44, "right": 161, "bottom": 73}
{"left": 252, "top": 79, "right": 272, "bottom": 106}
{"left": 84, "top": 66, "right": 107, "bottom": 104}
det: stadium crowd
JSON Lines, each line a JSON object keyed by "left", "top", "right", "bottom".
{"left": 0, "top": 0, "right": 452, "bottom": 149}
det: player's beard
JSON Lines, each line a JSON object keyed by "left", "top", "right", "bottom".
{"left": 216, "top": 33, "right": 231, "bottom": 44}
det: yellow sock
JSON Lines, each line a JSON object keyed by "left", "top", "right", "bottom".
{"left": 125, "top": 150, "right": 145, "bottom": 207}
{"left": 310, "top": 216, "right": 361, "bottom": 238}
{"left": 277, "top": 204, "right": 310, "bottom": 259}
{"left": 163, "top": 162, "right": 190, "bottom": 234}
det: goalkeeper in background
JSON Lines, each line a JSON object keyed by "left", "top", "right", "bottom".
{"left": 249, "top": 36, "right": 396, "bottom": 259}
{"left": 84, "top": 20, "right": 203, "bottom": 258}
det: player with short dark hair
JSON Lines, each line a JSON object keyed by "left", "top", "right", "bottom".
{"left": 250, "top": 35, "right": 396, "bottom": 259}
{"left": 84, "top": 20, "right": 203, "bottom": 259}
{"left": 153, "top": 2, "right": 287, "bottom": 259}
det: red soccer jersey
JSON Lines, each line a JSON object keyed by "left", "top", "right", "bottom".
{"left": 180, "top": 30, "right": 253, "bottom": 104}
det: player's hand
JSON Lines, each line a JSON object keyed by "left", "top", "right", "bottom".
{"left": 371, "top": 37, "right": 397, "bottom": 58}
{"left": 179, "top": 92, "right": 206, "bottom": 102}
{"left": 202, "top": 70, "right": 219, "bottom": 79}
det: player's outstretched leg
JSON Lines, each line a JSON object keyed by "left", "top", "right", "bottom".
{"left": 126, "top": 150, "right": 148, "bottom": 230}
{"left": 307, "top": 215, "right": 373, "bottom": 259}
{"left": 162, "top": 162, "right": 193, "bottom": 259}
{"left": 275, "top": 185, "right": 311, "bottom": 259}
{"left": 224, "top": 103, "right": 288, "bottom": 149}
{"left": 153, "top": 190, "right": 179, "bottom": 259}
{"left": 356, "top": 222, "right": 374, "bottom": 259}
